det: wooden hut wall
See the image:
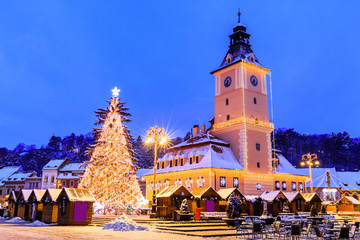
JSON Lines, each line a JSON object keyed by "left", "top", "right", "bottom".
{"left": 267, "top": 199, "right": 287, "bottom": 217}
{"left": 287, "top": 195, "right": 305, "bottom": 214}
{"left": 9, "top": 202, "right": 18, "bottom": 218}
{"left": 338, "top": 203, "right": 354, "bottom": 212}
{"left": 57, "top": 194, "right": 93, "bottom": 226}
{"left": 42, "top": 203, "right": 58, "bottom": 223}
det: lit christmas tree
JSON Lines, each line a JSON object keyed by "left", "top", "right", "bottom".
{"left": 80, "top": 87, "right": 144, "bottom": 214}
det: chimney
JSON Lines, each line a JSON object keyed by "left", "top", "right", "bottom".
{"left": 201, "top": 124, "right": 206, "bottom": 132}
{"left": 193, "top": 124, "right": 199, "bottom": 136}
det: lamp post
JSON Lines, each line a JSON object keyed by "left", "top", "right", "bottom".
{"left": 300, "top": 152, "right": 320, "bottom": 193}
{"left": 145, "top": 126, "right": 168, "bottom": 216}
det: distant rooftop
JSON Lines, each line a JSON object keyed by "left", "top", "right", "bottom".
{"left": 43, "top": 159, "right": 67, "bottom": 170}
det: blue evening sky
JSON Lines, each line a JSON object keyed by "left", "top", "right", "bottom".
{"left": 0, "top": 1, "right": 359, "bottom": 149}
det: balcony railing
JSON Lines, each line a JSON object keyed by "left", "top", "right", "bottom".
{"left": 213, "top": 116, "right": 274, "bottom": 129}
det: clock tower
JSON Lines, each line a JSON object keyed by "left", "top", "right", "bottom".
{"left": 210, "top": 11, "right": 273, "bottom": 175}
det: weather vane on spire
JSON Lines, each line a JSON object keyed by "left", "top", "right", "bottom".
{"left": 111, "top": 87, "right": 120, "bottom": 97}
{"left": 238, "top": 8, "right": 241, "bottom": 23}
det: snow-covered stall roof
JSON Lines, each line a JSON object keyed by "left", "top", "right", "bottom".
{"left": 156, "top": 185, "right": 192, "bottom": 198}
{"left": 217, "top": 188, "right": 244, "bottom": 200}
{"left": 43, "top": 159, "right": 67, "bottom": 170}
{"left": 191, "top": 187, "right": 221, "bottom": 199}
{"left": 260, "top": 191, "right": 287, "bottom": 203}
{"left": 19, "top": 189, "right": 32, "bottom": 201}
{"left": 144, "top": 143, "right": 244, "bottom": 176}
{"left": 60, "top": 188, "right": 96, "bottom": 202}
{"left": 44, "top": 189, "right": 62, "bottom": 202}
{"left": 283, "top": 192, "right": 304, "bottom": 202}
{"left": 244, "top": 195, "right": 262, "bottom": 203}
{"left": 0, "top": 166, "right": 21, "bottom": 186}
{"left": 9, "top": 191, "right": 19, "bottom": 201}
{"left": 275, "top": 154, "right": 308, "bottom": 176}
{"left": 337, "top": 196, "right": 360, "bottom": 205}
{"left": 30, "top": 189, "right": 46, "bottom": 202}
{"left": 60, "top": 163, "right": 85, "bottom": 172}
{"left": 170, "top": 132, "right": 229, "bottom": 149}
{"left": 301, "top": 193, "right": 322, "bottom": 202}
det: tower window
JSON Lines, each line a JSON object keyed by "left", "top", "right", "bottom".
{"left": 227, "top": 115, "right": 230, "bottom": 121}
{"left": 257, "top": 162, "right": 260, "bottom": 168}
{"left": 254, "top": 97, "right": 257, "bottom": 104}
{"left": 256, "top": 143, "right": 261, "bottom": 151}
{"left": 226, "top": 98, "right": 229, "bottom": 106}
{"left": 256, "top": 183, "right": 262, "bottom": 190}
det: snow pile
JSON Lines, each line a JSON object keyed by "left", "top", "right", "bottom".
{"left": 28, "top": 220, "right": 48, "bottom": 226}
{"left": 6, "top": 217, "right": 28, "bottom": 223}
{"left": 0, "top": 216, "right": 7, "bottom": 220}
{"left": 103, "top": 214, "right": 148, "bottom": 231}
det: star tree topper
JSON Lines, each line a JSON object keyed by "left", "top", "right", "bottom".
{"left": 111, "top": 87, "right": 120, "bottom": 97}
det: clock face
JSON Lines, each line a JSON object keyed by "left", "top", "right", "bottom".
{"left": 250, "top": 75, "right": 258, "bottom": 86}
{"left": 224, "top": 76, "right": 232, "bottom": 88}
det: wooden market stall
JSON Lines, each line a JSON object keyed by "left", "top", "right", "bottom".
{"left": 28, "top": 189, "right": 46, "bottom": 221}
{"left": 156, "top": 185, "right": 193, "bottom": 219}
{"left": 8, "top": 191, "right": 19, "bottom": 218}
{"left": 17, "top": 189, "right": 33, "bottom": 221}
{"left": 302, "top": 193, "right": 322, "bottom": 212}
{"left": 244, "top": 195, "right": 263, "bottom": 216}
{"left": 283, "top": 192, "right": 305, "bottom": 214}
{"left": 191, "top": 187, "right": 221, "bottom": 213}
{"left": 337, "top": 196, "right": 360, "bottom": 212}
{"left": 57, "top": 188, "right": 95, "bottom": 226}
{"left": 41, "top": 189, "right": 62, "bottom": 224}
{"left": 260, "top": 191, "right": 288, "bottom": 217}
{"left": 217, "top": 188, "right": 245, "bottom": 212}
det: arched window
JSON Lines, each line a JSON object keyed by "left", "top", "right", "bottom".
{"left": 254, "top": 97, "right": 257, "bottom": 104}
{"left": 226, "top": 98, "right": 229, "bottom": 106}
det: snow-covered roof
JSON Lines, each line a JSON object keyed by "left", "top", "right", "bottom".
{"left": 5, "top": 172, "right": 36, "bottom": 182}
{"left": 136, "top": 169, "right": 150, "bottom": 178}
{"left": 191, "top": 187, "right": 221, "bottom": 199}
{"left": 43, "top": 189, "right": 62, "bottom": 202}
{"left": 283, "top": 192, "right": 304, "bottom": 202}
{"left": 60, "top": 163, "right": 85, "bottom": 172}
{"left": 156, "top": 185, "right": 192, "bottom": 198}
{"left": 275, "top": 154, "right": 308, "bottom": 176}
{"left": 60, "top": 188, "right": 96, "bottom": 202}
{"left": 301, "top": 193, "right": 321, "bottom": 202}
{"left": 217, "top": 188, "right": 244, "bottom": 200}
{"left": 19, "top": 189, "right": 32, "bottom": 201}
{"left": 260, "top": 191, "right": 287, "bottom": 202}
{"left": 0, "top": 166, "right": 21, "bottom": 186}
{"left": 57, "top": 174, "right": 80, "bottom": 180}
{"left": 30, "top": 189, "right": 46, "bottom": 201}
{"left": 144, "top": 143, "right": 244, "bottom": 176}
{"left": 334, "top": 171, "right": 360, "bottom": 190}
{"left": 43, "top": 159, "right": 67, "bottom": 170}
{"left": 170, "top": 132, "right": 229, "bottom": 149}
{"left": 244, "top": 195, "right": 262, "bottom": 203}
{"left": 338, "top": 196, "right": 360, "bottom": 205}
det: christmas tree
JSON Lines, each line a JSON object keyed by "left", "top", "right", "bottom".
{"left": 226, "top": 193, "right": 242, "bottom": 219}
{"left": 80, "top": 87, "right": 144, "bottom": 213}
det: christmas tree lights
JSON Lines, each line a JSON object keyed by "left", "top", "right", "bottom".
{"left": 80, "top": 88, "right": 144, "bottom": 214}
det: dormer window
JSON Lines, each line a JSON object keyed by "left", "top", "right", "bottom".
{"left": 157, "top": 163, "right": 159, "bottom": 169}
{"left": 189, "top": 157, "right": 193, "bottom": 164}
{"left": 170, "top": 161, "right": 173, "bottom": 167}
{"left": 180, "top": 158, "right": 184, "bottom": 166}
{"left": 162, "top": 162, "right": 164, "bottom": 168}
{"left": 175, "top": 159, "right": 178, "bottom": 166}
{"left": 195, "top": 156, "right": 199, "bottom": 164}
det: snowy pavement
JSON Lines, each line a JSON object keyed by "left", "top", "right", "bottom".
{"left": 0, "top": 219, "right": 215, "bottom": 240}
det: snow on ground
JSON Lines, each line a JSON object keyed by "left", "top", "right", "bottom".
{"left": 0, "top": 216, "right": 7, "bottom": 220}
{"left": 103, "top": 214, "right": 148, "bottom": 231}
{"left": 6, "top": 217, "right": 28, "bottom": 223}
{"left": 28, "top": 220, "right": 48, "bottom": 226}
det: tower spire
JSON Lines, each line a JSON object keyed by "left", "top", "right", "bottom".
{"left": 238, "top": 8, "right": 241, "bottom": 24}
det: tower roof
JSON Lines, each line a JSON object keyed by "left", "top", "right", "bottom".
{"left": 211, "top": 10, "right": 265, "bottom": 74}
